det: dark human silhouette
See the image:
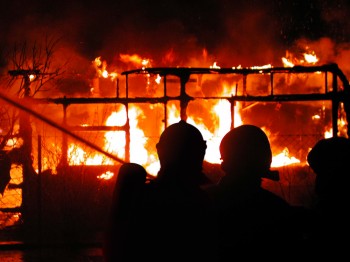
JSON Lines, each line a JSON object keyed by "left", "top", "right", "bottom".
{"left": 207, "top": 124, "right": 304, "bottom": 261}
{"left": 104, "top": 120, "right": 218, "bottom": 262}
{"left": 104, "top": 162, "right": 147, "bottom": 262}
{"left": 306, "top": 136, "right": 350, "bottom": 259}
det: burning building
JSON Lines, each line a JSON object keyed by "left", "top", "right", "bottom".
{"left": 0, "top": 50, "right": 349, "bottom": 245}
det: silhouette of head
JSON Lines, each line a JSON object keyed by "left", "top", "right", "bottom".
{"left": 220, "top": 124, "right": 272, "bottom": 180}
{"left": 116, "top": 163, "right": 147, "bottom": 192}
{"left": 307, "top": 136, "right": 350, "bottom": 198}
{"left": 156, "top": 120, "right": 207, "bottom": 182}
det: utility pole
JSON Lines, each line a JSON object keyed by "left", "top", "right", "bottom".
{"left": 8, "top": 69, "right": 40, "bottom": 236}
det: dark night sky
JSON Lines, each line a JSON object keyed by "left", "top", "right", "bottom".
{"left": 1, "top": 0, "right": 350, "bottom": 70}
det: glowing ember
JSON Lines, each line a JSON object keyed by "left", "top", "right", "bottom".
{"left": 97, "top": 171, "right": 114, "bottom": 180}
{"left": 250, "top": 64, "right": 272, "bottom": 70}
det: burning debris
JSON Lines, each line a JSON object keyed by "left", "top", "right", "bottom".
{"left": 0, "top": 44, "right": 350, "bottom": 241}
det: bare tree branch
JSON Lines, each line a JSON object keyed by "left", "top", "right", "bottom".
{"left": 0, "top": 35, "right": 67, "bottom": 152}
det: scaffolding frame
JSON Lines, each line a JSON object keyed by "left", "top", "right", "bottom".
{"left": 35, "top": 63, "right": 349, "bottom": 164}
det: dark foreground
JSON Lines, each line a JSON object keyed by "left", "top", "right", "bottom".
{"left": 0, "top": 242, "right": 104, "bottom": 262}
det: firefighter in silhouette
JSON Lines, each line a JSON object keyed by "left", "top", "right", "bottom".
{"left": 104, "top": 162, "right": 147, "bottom": 262}
{"left": 104, "top": 120, "right": 217, "bottom": 262}
{"left": 207, "top": 124, "right": 305, "bottom": 261}
{"left": 306, "top": 136, "right": 350, "bottom": 259}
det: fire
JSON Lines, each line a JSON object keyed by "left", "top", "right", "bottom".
{"left": 1, "top": 40, "right": 348, "bottom": 224}
{"left": 271, "top": 148, "right": 300, "bottom": 168}
{"left": 79, "top": 95, "right": 301, "bottom": 177}
{"left": 119, "top": 54, "right": 152, "bottom": 68}
{"left": 282, "top": 49, "right": 319, "bottom": 67}
{"left": 29, "top": 74, "right": 36, "bottom": 81}
{"left": 92, "top": 56, "right": 118, "bottom": 81}
{"left": 97, "top": 171, "right": 114, "bottom": 180}
{"left": 68, "top": 105, "right": 152, "bottom": 177}
{"left": 5, "top": 137, "right": 21, "bottom": 148}
{"left": 304, "top": 52, "right": 318, "bottom": 64}
{"left": 250, "top": 64, "right": 272, "bottom": 70}
{"left": 210, "top": 62, "right": 221, "bottom": 69}
{"left": 62, "top": 50, "right": 338, "bottom": 179}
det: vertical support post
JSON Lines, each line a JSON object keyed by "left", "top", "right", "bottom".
{"left": 37, "top": 135, "right": 42, "bottom": 245}
{"left": 59, "top": 101, "right": 68, "bottom": 167}
{"left": 125, "top": 74, "right": 130, "bottom": 162}
{"left": 270, "top": 73, "right": 274, "bottom": 96}
{"left": 332, "top": 72, "right": 338, "bottom": 137}
{"left": 230, "top": 96, "right": 236, "bottom": 130}
{"left": 163, "top": 75, "right": 168, "bottom": 129}
{"left": 179, "top": 72, "right": 190, "bottom": 122}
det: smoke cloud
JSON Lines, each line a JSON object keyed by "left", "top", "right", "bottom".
{"left": 1, "top": 0, "right": 350, "bottom": 85}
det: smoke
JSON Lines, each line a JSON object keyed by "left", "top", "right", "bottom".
{"left": 1, "top": 0, "right": 349, "bottom": 174}
{"left": 2, "top": 0, "right": 350, "bottom": 89}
